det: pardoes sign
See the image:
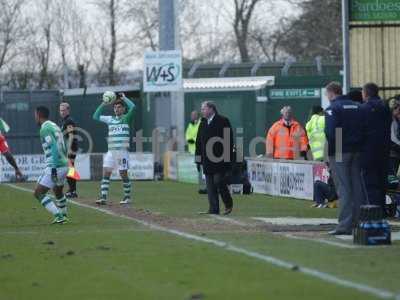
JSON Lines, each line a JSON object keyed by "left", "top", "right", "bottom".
{"left": 350, "top": 0, "right": 400, "bottom": 21}
{"left": 143, "top": 50, "right": 182, "bottom": 92}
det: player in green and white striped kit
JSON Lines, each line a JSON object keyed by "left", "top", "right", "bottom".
{"left": 34, "top": 106, "right": 68, "bottom": 224}
{"left": 93, "top": 92, "right": 135, "bottom": 205}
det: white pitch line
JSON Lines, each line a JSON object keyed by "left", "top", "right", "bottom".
{"left": 212, "top": 215, "right": 359, "bottom": 249}
{"left": 282, "top": 233, "right": 360, "bottom": 249}
{"left": 210, "top": 214, "right": 364, "bottom": 249}
{"left": 4, "top": 183, "right": 397, "bottom": 300}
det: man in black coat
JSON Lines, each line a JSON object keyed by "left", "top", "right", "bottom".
{"left": 59, "top": 102, "right": 79, "bottom": 198}
{"left": 195, "top": 101, "right": 234, "bottom": 215}
{"left": 360, "top": 83, "right": 392, "bottom": 211}
{"left": 325, "top": 82, "right": 365, "bottom": 235}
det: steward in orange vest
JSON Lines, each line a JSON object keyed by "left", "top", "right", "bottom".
{"left": 266, "top": 106, "right": 309, "bottom": 160}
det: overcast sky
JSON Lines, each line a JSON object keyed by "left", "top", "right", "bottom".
{"left": 79, "top": 0, "right": 297, "bottom": 70}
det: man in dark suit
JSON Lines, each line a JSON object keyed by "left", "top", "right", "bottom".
{"left": 360, "top": 83, "right": 392, "bottom": 211}
{"left": 195, "top": 101, "right": 234, "bottom": 215}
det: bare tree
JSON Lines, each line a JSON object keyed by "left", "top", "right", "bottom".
{"left": 108, "top": 0, "right": 117, "bottom": 85}
{"left": 91, "top": 27, "right": 110, "bottom": 85}
{"left": 53, "top": 0, "right": 72, "bottom": 89}
{"left": 69, "top": 2, "right": 93, "bottom": 88}
{"left": 27, "top": 0, "right": 57, "bottom": 89}
{"left": 92, "top": 0, "right": 124, "bottom": 85}
{"left": 0, "top": 0, "right": 27, "bottom": 73}
{"left": 232, "top": 0, "right": 262, "bottom": 62}
{"left": 277, "top": 0, "right": 342, "bottom": 61}
{"left": 249, "top": 19, "right": 293, "bottom": 62}
{"left": 125, "top": 0, "right": 159, "bottom": 54}
{"left": 181, "top": 0, "right": 233, "bottom": 64}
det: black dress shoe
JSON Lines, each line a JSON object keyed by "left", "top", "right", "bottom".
{"left": 223, "top": 207, "right": 233, "bottom": 215}
{"left": 198, "top": 189, "right": 207, "bottom": 194}
{"left": 328, "top": 230, "right": 352, "bottom": 236}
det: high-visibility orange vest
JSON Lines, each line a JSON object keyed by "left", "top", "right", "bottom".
{"left": 266, "top": 119, "right": 309, "bottom": 160}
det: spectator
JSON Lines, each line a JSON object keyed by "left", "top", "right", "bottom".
{"left": 389, "top": 98, "right": 400, "bottom": 177}
{"left": 266, "top": 106, "right": 308, "bottom": 160}
{"left": 185, "top": 110, "right": 206, "bottom": 194}
{"left": 347, "top": 90, "right": 363, "bottom": 103}
{"left": 185, "top": 111, "right": 200, "bottom": 155}
{"left": 195, "top": 101, "right": 234, "bottom": 215}
{"left": 312, "top": 168, "right": 338, "bottom": 208}
{"left": 324, "top": 82, "right": 365, "bottom": 235}
{"left": 306, "top": 105, "right": 325, "bottom": 161}
{"left": 360, "top": 83, "right": 391, "bottom": 211}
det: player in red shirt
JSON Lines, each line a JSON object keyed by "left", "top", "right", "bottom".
{"left": 0, "top": 119, "right": 23, "bottom": 180}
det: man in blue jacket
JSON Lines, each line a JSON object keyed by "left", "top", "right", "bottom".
{"left": 324, "top": 82, "right": 366, "bottom": 235}
{"left": 360, "top": 83, "right": 391, "bottom": 212}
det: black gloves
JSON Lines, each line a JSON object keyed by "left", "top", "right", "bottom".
{"left": 187, "top": 139, "right": 195, "bottom": 144}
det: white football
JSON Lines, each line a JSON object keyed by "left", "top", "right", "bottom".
{"left": 102, "top": 91, "right": 116, "bottom": 104}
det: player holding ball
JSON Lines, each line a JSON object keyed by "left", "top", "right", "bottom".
{"left": 93, "top": 91, "right": 136, "bottom": 205}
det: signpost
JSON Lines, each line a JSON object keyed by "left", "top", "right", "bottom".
{"left": 143, "top": 50, "right": 182, "bottom": 93}
{"left": 343, "top": 0, "right": 350, "bottom": 94}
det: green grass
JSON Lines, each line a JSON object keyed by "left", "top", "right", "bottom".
{"left": 0, "top": 181, "right": 398, "bottom": 300}
{"left": 77, "top": 180, "right": 339, "bottom": 218}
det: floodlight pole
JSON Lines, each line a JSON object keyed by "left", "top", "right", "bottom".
{"left": 159, "top": 0, "right": 185, "bottom": 152}
{"left": 342, "top": 0, "right": 351, "bottom": 94}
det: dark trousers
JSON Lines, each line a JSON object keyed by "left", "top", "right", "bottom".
{"left": 313, "top": 181, "right": 334, "bottom": 205}
{"left": 329, "top": 153, "right": 366, "bottom": 232}
{"left": 205, "top": 172, "right": 233, "bottom": 214}
{"left": 361, "top": 162, "right": 387, "bottom": 209}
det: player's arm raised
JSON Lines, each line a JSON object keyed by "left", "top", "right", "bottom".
{"left": 92, "top": 102, "right": 106, "bottom": 122}
{"left": 119, "top": 93, "right": 136, "bottom": 123}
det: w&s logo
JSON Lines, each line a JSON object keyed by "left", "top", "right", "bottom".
{"left": 146, "top": 63, "right": 180, "bottom": 86}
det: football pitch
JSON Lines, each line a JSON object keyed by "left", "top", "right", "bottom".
{"left": 1, "top": 181, "right": 399, "bottom": 300}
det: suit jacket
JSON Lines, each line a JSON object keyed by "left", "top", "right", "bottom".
{"left": 195, "top": 113, "right": 234, "bottom": 175}
{"left": 325, "top": 95, "right": 364, "bottom": 156}
{"left": 360, "top": 97, "right": 391, "bottom": 166}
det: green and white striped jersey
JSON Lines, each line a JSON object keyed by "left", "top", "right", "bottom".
{"left": 93, "top": 97, "right": 135, "bottom": 151}
{"left": 40, "top": 120, "right": 68, "bottom": 168}
{"left": 100, "top": 116, "right": 131, "bottom": 150}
